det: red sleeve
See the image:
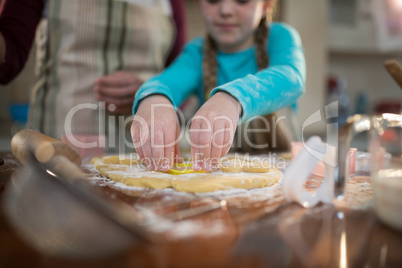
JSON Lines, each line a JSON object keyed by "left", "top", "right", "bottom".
{"left": 0, "top": 0, "right": 44, "bottom": 84}
{"left": 165, "top": 0, "right": 186, "bottom": 67}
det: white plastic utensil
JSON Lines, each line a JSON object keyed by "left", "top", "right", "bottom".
{"left": 281, "top": 136, "right": 336, "bottom": 208}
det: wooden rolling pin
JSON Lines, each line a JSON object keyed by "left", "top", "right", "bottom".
{"left": 11, "top": 129, "right": 82, "bottom": 168}
{"left": 384, "top": 59, "right": 402, "bottom": 90}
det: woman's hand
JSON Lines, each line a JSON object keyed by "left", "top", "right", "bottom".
{"left": 131, "top": 95, "right": 181, "bottom": 171}
{"left": 94, "top": 71, "right": 143, "bottom": 114}
{"left": 190, "top": 92, "right": 241, "bottom": 171}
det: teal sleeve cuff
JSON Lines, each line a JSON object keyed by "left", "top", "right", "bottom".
{"left": 210, "top": 66, "right": 305, "bottom": 125}
{"left": 209, "top": 87, "right": 246, "bottom": 123}
{"left": 132, "top": 80, "right": 177, "bottom": 115}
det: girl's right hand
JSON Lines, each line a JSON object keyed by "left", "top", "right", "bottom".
{"left": 130, "top": 95, "right": 181, "bottom": 171}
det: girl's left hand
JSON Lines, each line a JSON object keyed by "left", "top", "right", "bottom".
{"left": 190, "top": 92, "right": 241, "bottom": 171}
{"left": 94, "top": 71, "right": 143, "bottom": 114}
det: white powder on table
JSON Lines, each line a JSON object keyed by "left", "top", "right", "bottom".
{"left": 82, "top": 163, "right": 286, "bottom": 239}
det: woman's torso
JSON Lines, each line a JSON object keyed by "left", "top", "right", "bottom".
{"left": 29, "top": 0, "right": 175, "bottom": 140}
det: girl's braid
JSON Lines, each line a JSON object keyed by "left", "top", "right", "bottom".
{"left": 255, "top": 16, "right": 269, "bottom": 71}
{"left": 202, "top": 35, "right": 218, "bottom": 96}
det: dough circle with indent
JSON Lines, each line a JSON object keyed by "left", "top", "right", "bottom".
{"left": 90, "top": 154, "right": 280, "bottom": 193}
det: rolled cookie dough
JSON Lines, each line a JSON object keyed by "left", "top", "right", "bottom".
{"left": 90, "top": 154, "right": 280, "bottom": 193}
{"left": 219, "top": 158, "right": 275, "bottom": 173}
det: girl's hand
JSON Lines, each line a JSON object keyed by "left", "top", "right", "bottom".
{"left": 190, "top": 92, "right": 241, "bottom": 171}
{"left": 131, "top": 95, "right": 181, "bottom": 171}
{"left": 94, "top": 71, "right": 143, "bottom": 114}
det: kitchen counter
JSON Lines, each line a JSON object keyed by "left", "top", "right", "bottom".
{"left": 1, "top": 152, "right": 402, "bottom": 268}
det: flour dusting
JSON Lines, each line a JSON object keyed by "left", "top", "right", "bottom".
{"left": 82, "top": 162, "right": 285, "bottom": 238}
{"left": 151, "top": 219, "right": 227, "bottom": 239}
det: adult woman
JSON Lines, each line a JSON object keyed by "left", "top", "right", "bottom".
{"left": 0, "top": 0, "right": 185, "bottom": 149}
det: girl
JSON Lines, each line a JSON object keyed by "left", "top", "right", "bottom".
{"left": 131, "top": 0, "right": 305, "bottom": 172}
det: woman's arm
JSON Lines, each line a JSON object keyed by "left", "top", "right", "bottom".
{"left": 0, "top": 0, "right": 44, "bottom": 84}
{"left": 210, "top": 23, "right": 306, "bottom": 124}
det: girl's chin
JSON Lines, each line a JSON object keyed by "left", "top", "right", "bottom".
{"left": 216, "top": 40, "right": 245, "bottom": 52}
{"left": 215, "top": 38, "right": 238, "bottom": 47}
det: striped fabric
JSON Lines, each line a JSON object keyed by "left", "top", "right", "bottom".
{"left": 29, "top": 0, "right": 174, "bottom": 145}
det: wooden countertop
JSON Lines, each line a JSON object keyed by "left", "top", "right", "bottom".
{"left": 1, "top": 152, "right": 402, "bottom": 268}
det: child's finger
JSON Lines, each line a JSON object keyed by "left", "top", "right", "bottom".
{"left": 151, "top": 127, "right": 164, "bottom": 171}
{"left": 163, "top": 125, "right": 177, "bottom": 171}
{"left": 210, "top": 121, "right": 225, "bottom": 170}
{"left": 174, "top": 125, "right": 182, "bottom": 163}
{"left": 131, "top": 123, "right": 144, "bottom": 160}
{"left": 198, "top": 118, "right": 212, "bottom": 172}
{"left": 221, "top": 121, "right": 235, "bottom": 157}
{"left": 190, "top": 119, "right": 202, "bottom": 171}
{"left": 141, "top": 128, "right": 153, "bottom": 170}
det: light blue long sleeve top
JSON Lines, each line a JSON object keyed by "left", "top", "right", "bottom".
{"left": 132, "top": 22, "right": 306, "bottom": 124}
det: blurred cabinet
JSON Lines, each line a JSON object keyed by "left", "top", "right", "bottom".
{"left": 282, "top": 0, "right": 328, "bottom": 136}
{"left": 328, "top": 0, "right": 402, "bottom": 53}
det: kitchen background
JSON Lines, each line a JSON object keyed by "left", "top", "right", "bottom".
{"left": 0, "top": 0, "right": 401, "bottom": 151}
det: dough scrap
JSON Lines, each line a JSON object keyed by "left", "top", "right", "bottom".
{"left": 219, "top": 158, "right": 276, "bottom": 173}
{"left": 101, "top": 154, "right": 142, "bottom": 165}
{"left": 119, "top": 158, "right": 142, "bottom": 165}
{"left": 101, "top": 155, "right": 120, "bottom": 164}
{"left": 219, "top": 159, "right": 243, "bottom": 173}
{"left": 90, "top": 155, "right": 280, "bottom": 193}
{"left": 171, "top": 172, "right": 280, "bottom": 193}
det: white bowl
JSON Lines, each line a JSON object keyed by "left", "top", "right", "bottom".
{"left": 373, "top": 169, "right": 402, "bottom": 231}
